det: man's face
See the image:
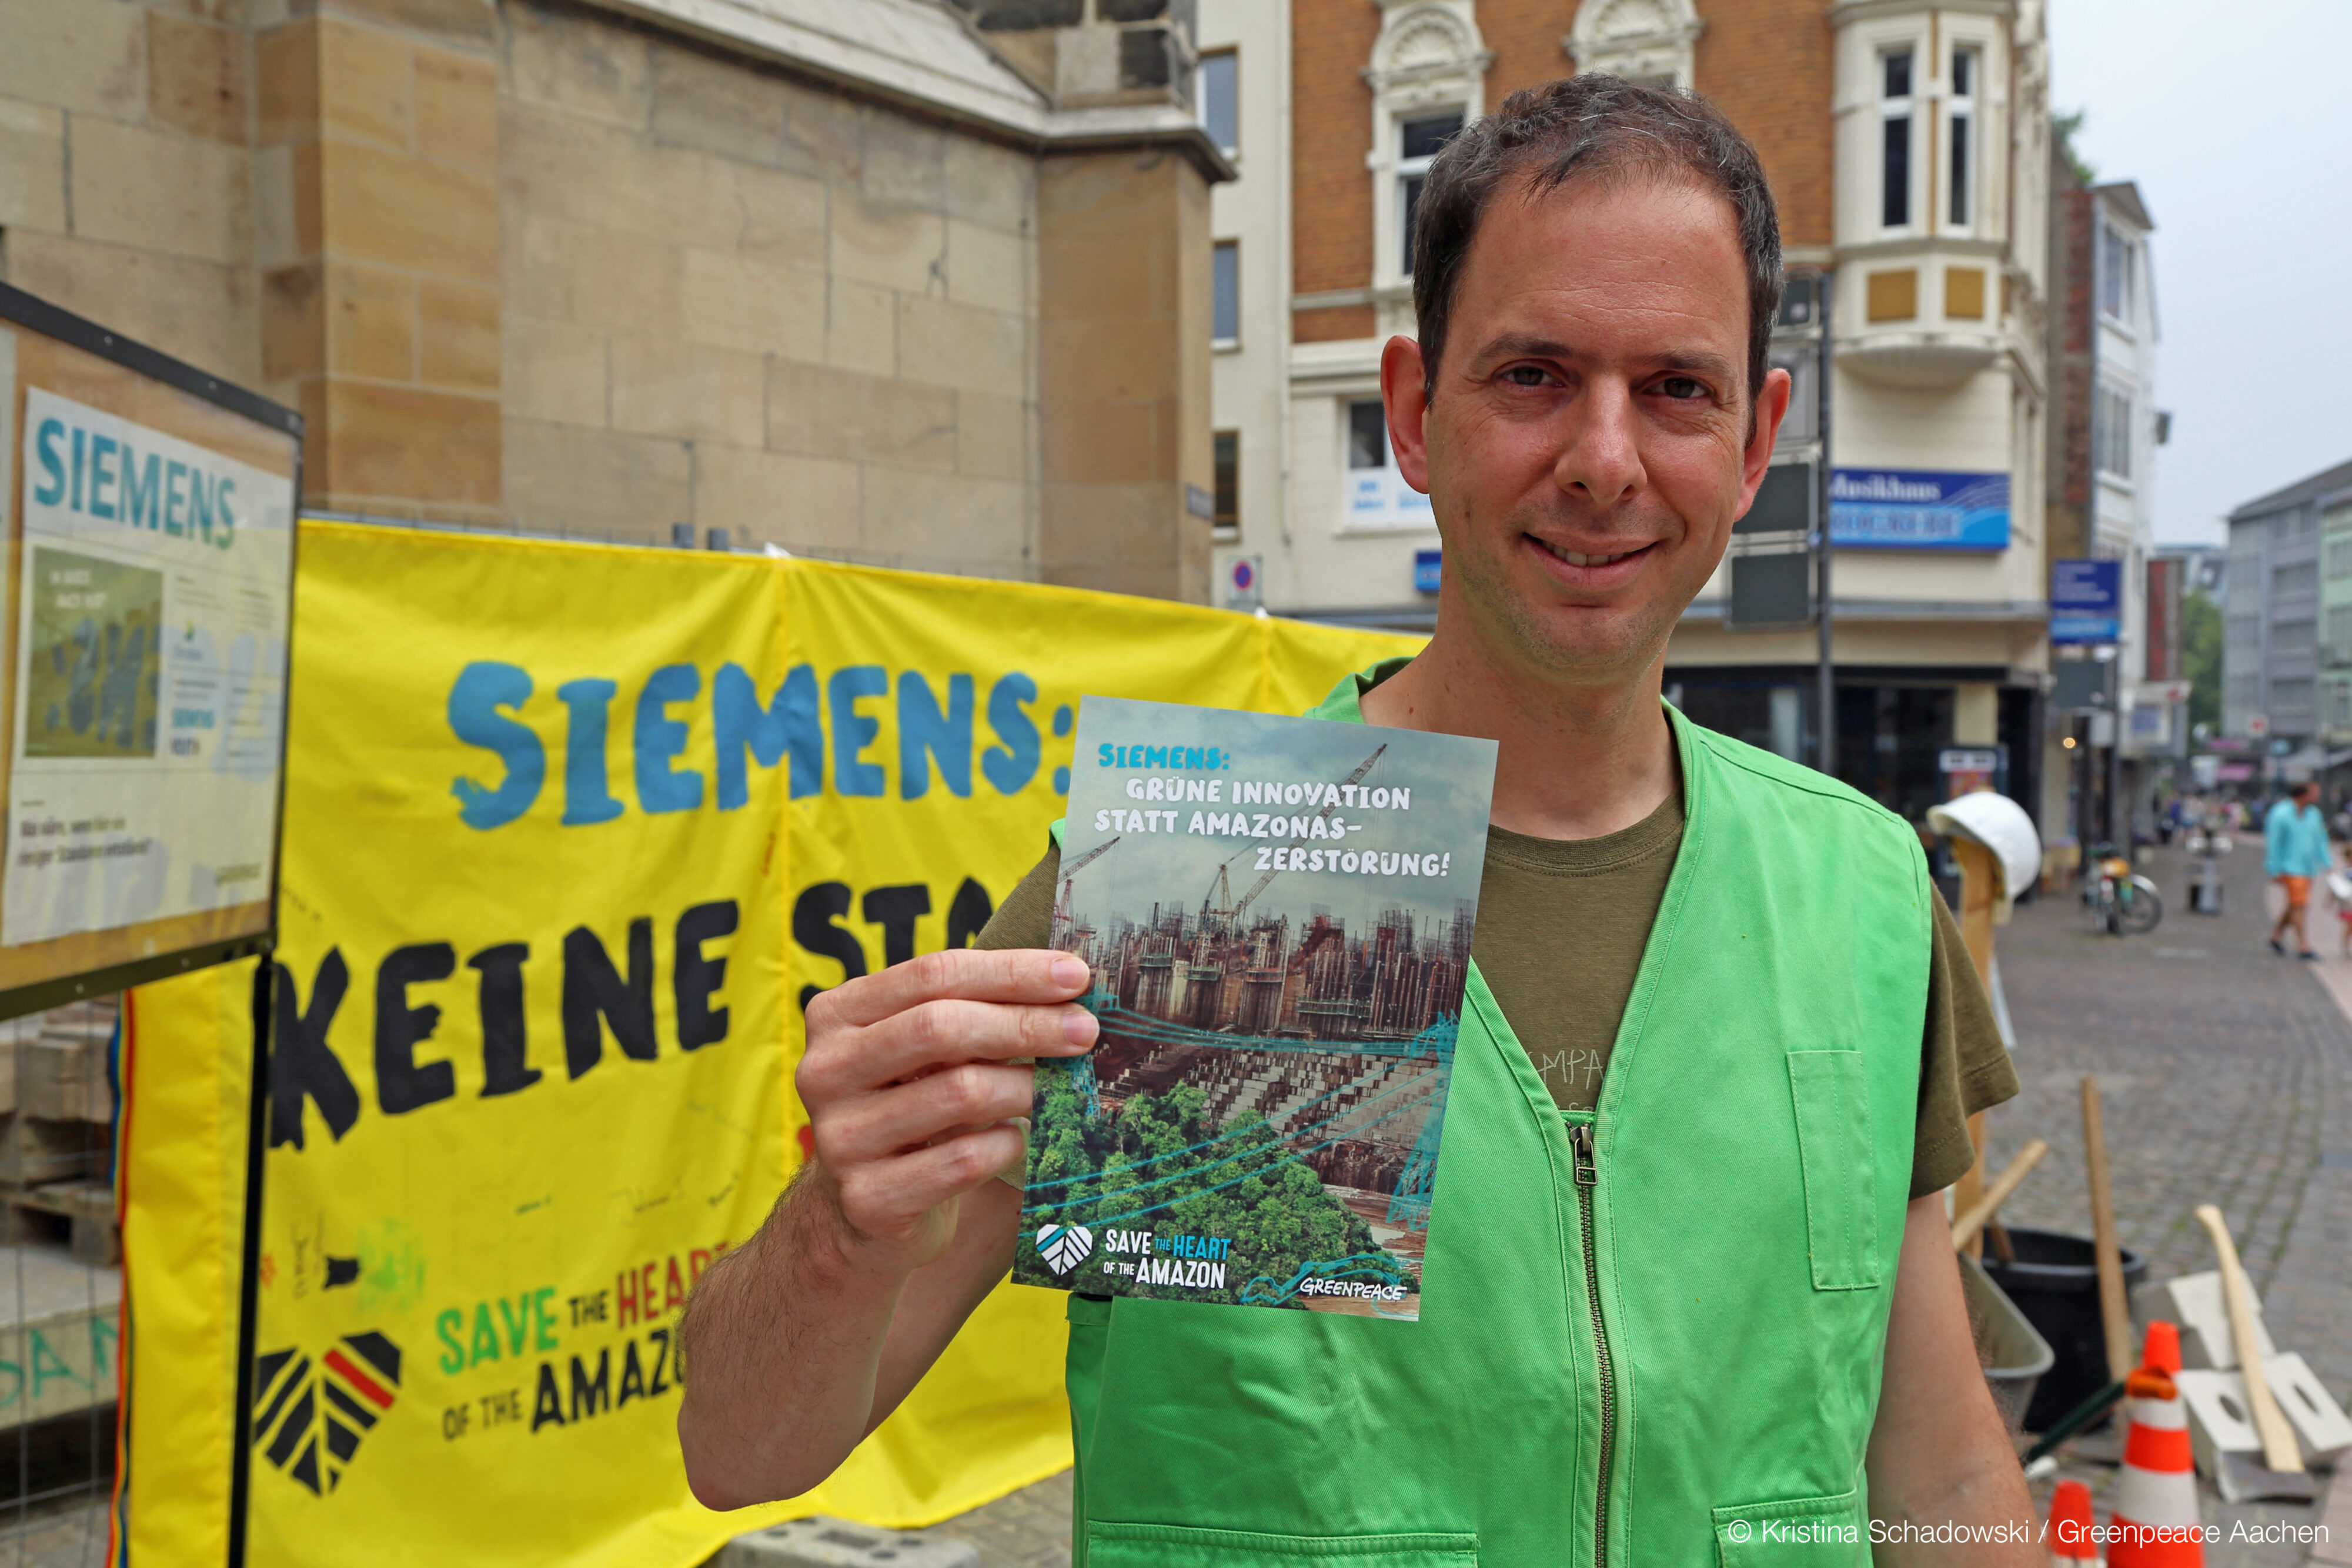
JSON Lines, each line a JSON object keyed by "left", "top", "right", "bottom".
{"left": 1384, "top": 172, "right": 1789, "bottom": 687}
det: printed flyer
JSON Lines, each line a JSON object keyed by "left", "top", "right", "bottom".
{"left": 1014, "top": 696, "right": 1496, "bottom": 1321}
{"left": 5, "top": 386, "right": 294, "bottom": 946}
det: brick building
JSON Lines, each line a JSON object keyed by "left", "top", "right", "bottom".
{"left": 1203, "top": 0, "right": 2060, "bottom": 825}
{"left": 0, "top": 0, "right": 1231, "bottom": 599}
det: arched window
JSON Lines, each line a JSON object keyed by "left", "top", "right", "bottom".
{"left": 1365, "top": 2, "right": 1492, "bottom": 292}
{"left": 1566, "top": 0, "right": 1701, "bottom": 92}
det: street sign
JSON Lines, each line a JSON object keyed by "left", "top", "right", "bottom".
{"left": 2050, "top": 658, "right": 2116, "bottom": 711}
{"left": 1414, "top": 549, "right": 1441, "bottom": 594}
{"left": 2141, "top": 679, "right": 2193, "bottom": 707}
{"left": 1224, "top": 553, "right": 1261, "bottom": 611}
{"left": 1939, "top": 749, "right": 2001, "bottom": 775}
{"left": 2050, "top": 559, "right": 2123, "bottom": 645}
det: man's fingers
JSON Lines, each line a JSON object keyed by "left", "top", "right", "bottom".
{"left": 834, "top": 1126, "right": 1027, "bottom": 1241}
{"left": 807, "top": 997, "right": 1093, "bottom": 1106}
{"left": 814, "top": 948, "right": 1089, "bottom": 1030}
{"left": 816, "top": 1062, "right": 1035, "bottom": 1168}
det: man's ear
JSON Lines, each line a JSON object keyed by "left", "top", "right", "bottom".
{"left": 1381, "top": 336, "right": 1432, "bottom": 493}
{"left": 1730, "top": 364, "right": 1795, "bottom": 521}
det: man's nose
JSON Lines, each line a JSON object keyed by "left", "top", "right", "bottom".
{"left": 1550, "top": 379, "right": 1644, "bottom": 509}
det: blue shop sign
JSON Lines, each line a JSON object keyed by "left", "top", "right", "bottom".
{"left": 2050, "top": 557, "right": 2122, "bottom": 645}
{"left": 1414, "top": 550, "right": 1442, "bottom": 594}
{"left": 1829, "top": 469, "right": 2010, "bottom": 551}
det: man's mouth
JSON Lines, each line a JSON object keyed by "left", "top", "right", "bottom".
{"left": 1533, "top": 537, "right": 1650, "bottom": 569}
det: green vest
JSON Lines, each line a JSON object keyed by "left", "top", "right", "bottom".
{"left": 1060, "top": 667, "right": 1932, "bottom": 1566}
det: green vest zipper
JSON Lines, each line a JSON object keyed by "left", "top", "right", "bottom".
{"left": 1567, "top": 1116, "right": 1612, "bottom": 1568}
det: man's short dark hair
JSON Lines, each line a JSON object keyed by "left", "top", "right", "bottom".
{"left": 1410, "top": 76, "right": 1784, "bottom": 416}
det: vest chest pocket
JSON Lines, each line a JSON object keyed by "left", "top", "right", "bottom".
{"left": 1785, "top": 1051, "right": 1882, "bottom": 1291}
{"left": 1711, "top": 1492, "right": 1866, "bottom": 1566}
{"left": 1085, "top": 1523, "right": 1476, "bottom": 1567}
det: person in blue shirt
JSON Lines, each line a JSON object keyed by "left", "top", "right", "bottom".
{"left": 2265, "top": 781, "right": 2334, "bottom": 958}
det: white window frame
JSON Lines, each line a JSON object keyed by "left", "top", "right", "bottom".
{"left": 1946, "top": 44, "right": 1979, "bottom": 231}
{"left": 1364, "top": 2, "right": 1491, "bottom": 295}
{"left": 1566, "top": 0, "right": 1701, "bottom": 91}
{"left": 1195, "top": 49, "right": 1238, "bottom": 159}
{"left": 1877, "top": 44, "right": 1918, "bottom": 232}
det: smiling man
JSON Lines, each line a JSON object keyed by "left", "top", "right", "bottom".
{"left": 680, "top": 78, "right": 2034, "bottom": 1565}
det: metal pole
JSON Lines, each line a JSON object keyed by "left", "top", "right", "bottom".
{"left": 1815, "top": 271, "right": 1836, "bottom": 777}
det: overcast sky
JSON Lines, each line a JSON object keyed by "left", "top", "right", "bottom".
{"left": 2047, "top": 1, "right": 2352, "bottom": 544}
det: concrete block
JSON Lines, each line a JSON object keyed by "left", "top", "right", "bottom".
{"left": 731, "top": 163, "right": 827, "bottom": 269}
{"left": 502, "top": 313, "right": 606, "bottom": 425}
{"left": 896, "top": 296, "right": 1025, "bottom": 396}
{"left": 319, "top": 380, "right": 500, "bottom": 506}
{"left": 0, "top": 0, "right": 144, "bottom": 118}
{"left": 70, "top": 115, "right": 249, "bottom": 266}
{"left": 955, "top": 391, "right": 1030, "bottom": 484}
{"left": 0, "top": 98, "right": 68, "bottom": 232}
{"left": 695, "top": 443, "right": 860, "bottom": 554}
{"left": 681, "top": 249, "right": 824, "bottom": 362}
{"left": 0, "top": 1115, "right": 101, "bottom": 1186}
{"left": 501, "top": 0, "right": 650, "bottom": 126}
{"left": 713, "top": 1517, "right": 975, "bottom": 1568}
{"left": 943, "top": 136, "right": 1033, "bottom": 235}
{"left": 254, "top": 20, "right": 317, "bottom": 146}
{"left": 825, "top": 278, "right": 896, "bottom": 377}
{"left": 860, "top": 112, "right": 944, "bottom": 210}
{"left": 325, "top": 260, "right": 415, "bottom": 379}
{"left": 4, "top": 231, "right": 260, "bottom": 384}
{"left": 944, "top": 219, "right": 1028, "bottom": 316}
{"left": 649, "top": 42, "right": 785, "bottom": 166}
{"left": 609, "top": 332, "right": 764, "bottom": 446}
{"left": 418, "top": 278, "right": 499, "bottom": 393}
{"left": 2144, "top": 1271, "right": 2274, "bottom": 1370}
{"left": 18, "top": 1037, "right": 106, "bottom": 1124}
{"left": 320, "top": 139, "right": 497, "bottom": 279}
{"left": 767, "top": 359, "right": 954, "bottom": 470}
{"left": 147, "top": 12, "right": 247, "bottom": 143}
{"left": 503, "top": 417, "right": 689, "bottom": 539}
{"left": 510, "top": 213, "right": 681, "bottom": 335}
{"left": 262, "top": 261, "right": 323, "bottom": 380}
{"left": 318, "top": 14, "right": 414, "bottom": 150}
{"left": 321, "top": 0, "right": 493, "bottom": 45}
{"left": 830, "top": 194, "right": 945, "bottom": 296}
{"left": 776, "top": 85, "right": 861, "bottom": 185}
{"left": 862, "top": 467, "right": 1026, "bottom": 569}
{"left": 414, "top": 45, "right": 496, "bottom": 168}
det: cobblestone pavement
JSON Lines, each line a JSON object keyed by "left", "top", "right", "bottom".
{"left": 1990, "top": 840, "right": 2352, "bottom": 1566}
{"left": 924, "top": 838, "right": 2352, "bottom": 1566}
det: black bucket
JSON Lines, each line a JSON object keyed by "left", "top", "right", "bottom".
{"left": 1980, "top": 1227, "right": 2148, "bottom": 1432}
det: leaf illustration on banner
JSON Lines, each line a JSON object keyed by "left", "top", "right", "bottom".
{"left": 253, "top": 1331, "right": 402, "bottom": 1495}
{"left": 1036, "top": 1225, "right": 1094, "bottom": 1276}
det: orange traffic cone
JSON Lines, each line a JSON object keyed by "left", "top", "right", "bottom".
{"left": 2108, "top": 1322, "right": 2204, "bottom": 1567}
{"left": 2048, "top": 1478, "right": 2100, "bottom": 1564}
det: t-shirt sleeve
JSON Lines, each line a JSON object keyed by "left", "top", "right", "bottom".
{"left": 1911, "top": 891, "right": 2022, "bottom": 1198}
{"left": 975, "top": 840, "right": 1060, "bottom": 951}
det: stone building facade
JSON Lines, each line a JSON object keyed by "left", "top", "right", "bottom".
{"left": 0, "top": 0, "right": 1231, "bottom": 598}
{"left": 1203, "top": 0, "right": 2060, "bottom": 825}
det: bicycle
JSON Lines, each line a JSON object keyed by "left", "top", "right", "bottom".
{"left": 2082, "top": 842, "right": 2163, "bottom": 935}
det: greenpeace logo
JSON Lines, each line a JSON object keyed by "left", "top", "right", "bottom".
{"left": 1297, "top": 1278, "right": 1407, "bottom": 1302}
{"left": 1035, "top": 1225, "right": 1094, "bottom": 1275}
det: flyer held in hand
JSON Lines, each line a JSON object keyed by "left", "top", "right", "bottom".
{"left": 1014, "top": 696, "right": 1496, "bottom": 1322}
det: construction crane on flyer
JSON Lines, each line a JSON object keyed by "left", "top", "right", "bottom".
{"left": 1213, "top": 742, "right": 1389, "bottom": 929}
{"left": 1054, "top": 835, "right": 1121, "bottom": 932}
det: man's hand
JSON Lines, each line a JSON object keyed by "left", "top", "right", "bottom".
{"left": 677, "top": 948, "right": 1096, "bottom": 1510}
{"left": 798, "top": 947, "right": 1099, "bottom": 1275}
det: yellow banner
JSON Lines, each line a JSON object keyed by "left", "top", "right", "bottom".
{"left": 123, "top": 532, "right": 1418, "bottom": 1564}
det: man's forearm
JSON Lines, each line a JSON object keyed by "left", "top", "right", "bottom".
{"left": 677, "top": 1174, "right": 910, "bottom": 1510}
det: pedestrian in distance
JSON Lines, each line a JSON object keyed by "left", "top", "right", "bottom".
{"left": 677, "top": 76, "right": 2036, "bottom": 1565}
{"left": 2266, "top": 780, "right": 2331, "bottom": 959}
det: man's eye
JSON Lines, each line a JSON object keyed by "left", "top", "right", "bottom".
{"left": 1503, "top": 366, "right": 1551, "bottom": 386}
{"left": 1656, "top": 376, "right": 1709, "bottom": 400}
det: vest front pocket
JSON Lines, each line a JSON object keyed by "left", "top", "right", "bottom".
{"left": 1710, "top": 1491, "right": 1866, "bottom": 1565}
{"left": 1785, "top": 1051, "right": 1882, "bottom": 1290}
{"left": 1086, "top": 1522, "right": 1477, "bottom": 1567}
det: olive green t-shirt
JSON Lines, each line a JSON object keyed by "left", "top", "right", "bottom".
{"left": 978, "top": 786, "right": 2017, "bottom": 1200}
